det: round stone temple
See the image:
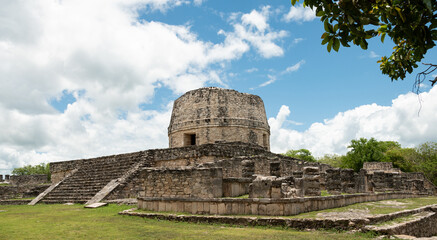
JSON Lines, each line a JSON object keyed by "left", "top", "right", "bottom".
{"left": 168, "top": 87, "right": 270, "bottom": 150}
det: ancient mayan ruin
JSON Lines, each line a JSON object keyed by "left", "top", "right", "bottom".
{"left": 2, "top": 87, "right": 434, "bottom": 218}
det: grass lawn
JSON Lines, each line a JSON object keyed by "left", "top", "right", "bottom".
{"left": 0, "top": 204, "right": 376, "bottom": 240}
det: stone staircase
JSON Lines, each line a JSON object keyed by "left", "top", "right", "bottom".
{"left": 41, "top": 152, "right": 146, "bottom": 204}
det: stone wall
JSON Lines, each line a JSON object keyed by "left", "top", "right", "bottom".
{"left": 9, "top": 175, "right": 48, "bottom": 186}
{"left": 140, "top": 167, "right": 223, "bottom": 199}
{"left": 0, "top": 184, "right": 50, "bottom": 200}
{"left": 366, "top": 206, "right": 437, "bottom": 237}
{"left": 222, "top": 178, "right": 251, "bottom": 197}
{"left": 201, "top": 153, "right": 330, "bottom": 179}
{"left": 363, "top": 162, "right": 400, "bottom": 173}
{"left": 138, "top": 192, "right": 425, "bottom": 216}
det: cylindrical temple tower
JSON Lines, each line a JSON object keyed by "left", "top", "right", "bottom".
{"left": 168, "top": 87, "right": 270, "bottom": 150}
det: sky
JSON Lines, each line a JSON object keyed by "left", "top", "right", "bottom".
{"left": 1, "top": 0, "right": 437, "bottom": 175}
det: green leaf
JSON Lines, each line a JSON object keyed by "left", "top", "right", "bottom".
{"left": 333, "top": 38, "right": 340, "bottom": 52}
{"left": 321, "top": 35, "right": 330, "bottom": 45}
{"left": 360, "top": 39, "right": 368, "bottom": 50}
{"left": 327, "top": 40, "right": 333, "bottom": 52}
{"left": 423, "top": 0, "right": 433, "bottom": 12}
{"left": 316, "top": 10, "right": 325, "bottom": 17}
{"left": 324, "top": 20, "right": 330, "bottom": 32}
{"left": 321, "top": 32, "right": 328, "bottom": 39}
{"left": 395, "top": 7, "right": 406, "bottom": 22}
{"left": 381, "top": 32, "right": 386, "bottom": 43}
{"left": 291, "top": 0, "right": 297, "bottom": 5}
{"left": 347, "top": 15, "right": 354, "bottom": 25}
{"left": 334, "top": 24, "right": 339, "bottom": 32}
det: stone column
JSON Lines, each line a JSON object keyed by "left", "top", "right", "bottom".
{"left": 303, "top": 167, "right": 320, "bottom": 196}
{"left": 5, "top": 175, "right": 10, "bottom": 181}
{"left": 326, "top": 168, "right": 341, "bottom": 195}
{"left": 0, "top": 174, "right": 3, "bottom": 182}
{"left": 341, "top": 169, "right": 356, "bottom": 193}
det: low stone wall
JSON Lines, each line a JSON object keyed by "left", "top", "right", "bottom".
{"left": 9, "top": 175, "right": 48, "bottom": 186}
{"left": 140, "top": 167, "right": 223, "bottom": 199}
{"left": 0, "top": 184, "right": 50, "bottom": 200}
{"left": 222, "top": 178, "right": 251, "bottom": 197}
{"left": 0, "top": 199, "right": 32, "bottom": 205}
{"left": 365, "top": 206, "right": 437, "bottom": 237}
{"left": 138, "top": 192, "right": 424, "bottom": 216}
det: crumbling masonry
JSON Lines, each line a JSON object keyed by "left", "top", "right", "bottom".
{"left": 24, "top": 87, "right": 436, "bottom": 215}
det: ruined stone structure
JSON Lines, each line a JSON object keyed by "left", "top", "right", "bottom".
{"left": 21, "top": 87, "right": 435, "bottom": 214}
{"left": 168, "top": 88, "right": 270, "bottom": 150}
{"left": 0, "top": 174, "right": 50, "bottom": 200}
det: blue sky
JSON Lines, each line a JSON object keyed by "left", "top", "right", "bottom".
{"left": 1, "top": 0, "right": 436, "bottom": 174}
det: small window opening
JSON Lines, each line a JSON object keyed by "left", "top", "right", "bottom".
{"left": 184, "top": 133, "right": 196, "bottom": 146}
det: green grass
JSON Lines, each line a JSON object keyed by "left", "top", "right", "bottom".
{"left": 0, "top": 183, "right": 10, "bottom": 186}
{"left": 288, "top": 197, "right": 437, "bottom": 219}
{"left": 320, "top": 190, "right": 332, "bottom": 196}
{"left": 0, "top": 204, "right": 375, "bottom": 240}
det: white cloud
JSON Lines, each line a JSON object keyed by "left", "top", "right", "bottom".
{"left": 252, "top": 60, "right": 305, "bottom": 89}
{"left": 369, "top": 51, "right": 380, "bottom": 58}
{"left": 0, "top": 1, "right": 288, "bottom": 174}
{"left": 221, "top": 5, "right": 288, "bottom": 58}
{"left": 283, "top": 4, "right": 316, "bottom": 23}
{"left": 246, "top": 68, "right": 258, "bottom": 73}
{"left": 193, "top": 0, "right": 204, "bottom": 6}
{"left": 269, "top": 87, "right": 437, "bottom": 157}
{"left": 241, "top": 6, "right": 270, "bottom": 32}
{"left": 293, "top": 38, "right": 304, "bottom": 44}
{"left": 259, "top": 75, "right": 277, "bottom": 88}
{"left": 282, "top": 60, "right": 305, "bottom": 74}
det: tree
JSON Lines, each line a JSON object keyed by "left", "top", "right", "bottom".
{"left": 317, "top": 154, "right": 343, "bottom": 168}
{"left": 341, "top": 138, "right": 388, "bottom": 171}
{"left": 12, "top": 163, "right": 51, "bottom": 181}
{"left": 291, "top": 0, "right": 437, "bottom": 82}
{"left": 284, "top": 149, "right": 317, "bottom": 162}
{"left": 414, "top": 142, "right": 437, "bottom": 185}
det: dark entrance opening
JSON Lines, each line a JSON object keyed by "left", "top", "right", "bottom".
{"left": 184, "top": 133, "right": 196, "bottom": 146}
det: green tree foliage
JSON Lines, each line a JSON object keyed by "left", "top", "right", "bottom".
{"left": 414, "top": 142, "right": 437, "bottom": 185}
{"left": 341, "top": 138, "right": 387, "bottom": 171}
{"left": 283, "top": 149, "right": 317, "bottom": 162}
{"left": 317, "top": 154, "right": 343, "bottom": 168}
{"left": 340, "top": 138, "right": 414, "bottom": 172}
{"left": 12, "top": 163, "right": 50, "bottom": 181}
{"left": 291, "top": 0, "right": 437, "bottom": 80}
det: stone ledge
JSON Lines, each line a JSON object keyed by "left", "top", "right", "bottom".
{"left": 0, "top": 199, "right": 32, "bottom": 205}
{"left": 118, "top": 209, "right": 366, "bottom": 230}
{"left": 138, "top": 192, "right": 426, "bottom": 204}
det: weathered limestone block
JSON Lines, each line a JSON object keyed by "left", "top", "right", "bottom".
{"left": 249, "top": 176, "right": 275, "bottom": 198}
{"left": 303, "top": 167, "right": 321, "bottom": 196}
{"left": 0, "top": 175, "right": 3, "bottom": 182}
{"left": 142, "top": 167, "right": 223, "bottom": 199}
{"left": 241, "top": 160, "right": 255, "bottom": 179}
{"left": 326, "top": 168, "right": 341, "bottom": 195}
{"left": 249, "top": 175, "right": 300, "bottom": 198}
{"left": 5, "top": 175, "right": 10, "bottom": 181}
{"left": 340, "top": 169, "right": 356, "bottom": 194}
